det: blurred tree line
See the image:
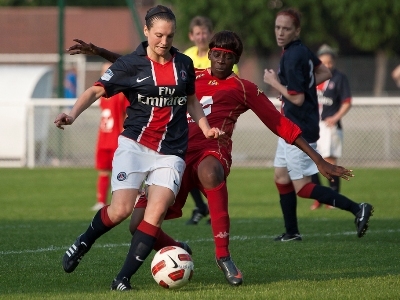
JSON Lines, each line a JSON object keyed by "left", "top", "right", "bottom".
{"left": 0, "top": 0, "right": 126, "bottom": 5}
{"left": 162, "top": 0, "right": 400, "bottom": 95}
{"left": 2, "top": 0, "right": 399, "bottom": 94}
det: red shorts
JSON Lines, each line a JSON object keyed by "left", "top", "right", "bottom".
{"left": 95, "top": 148, "right": 115, "bottom": 170}
{"left": 135, "top": 147, "right": 231, "bottom": 220}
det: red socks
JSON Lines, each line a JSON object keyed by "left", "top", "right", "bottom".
{"left": 205, "top": 181, "right": 230, "bottom": 259}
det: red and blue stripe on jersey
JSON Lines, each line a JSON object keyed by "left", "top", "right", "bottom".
{"left": 95, "top": 42, "right": 195, "bottom": 159}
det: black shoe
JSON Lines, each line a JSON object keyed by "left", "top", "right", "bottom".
{"left": 274, "top": 233, "right": 302, "bottom": 242}
{"left": 62, "top": 235, "right": 91, "bottom": 273}
{"left": 186, "top": 207, "right": 209, "bottom": 225}
{"left": 111, "top": 277, "right": 132, "bottom": 291}
{"left": 355, "top": 203, "right": 374, "bottom": 238}
{"left": 178, "top": 241, "right": 193, "bottom": 255}
{"left": 216, "top": 256, "right": 243, "bottom": 286}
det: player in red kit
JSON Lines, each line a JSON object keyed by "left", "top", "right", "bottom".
{"left": 66, "top": 30, "right": 353, "bottom": 287}
{"left": 92, "top": 62, "right": 130, "bottom": 211}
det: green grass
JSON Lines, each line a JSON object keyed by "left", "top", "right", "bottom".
{"left": 0, "top": 167, "right": 399, "bottom": 299}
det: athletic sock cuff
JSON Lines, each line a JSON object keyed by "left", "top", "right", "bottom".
{"left": 204, "top": 181, "right": 225, "bottom": 193}
{"left": 297, "top": 182, "right": 316, "bottom": 198}
{"left": 275, "top": 182, "right": 295, "bottom": 194}
{"left": 100, "top": 205, "right": 115, "bottom": 227}
{"left": 137, "top": 220, "right": 160, "bottom": 238}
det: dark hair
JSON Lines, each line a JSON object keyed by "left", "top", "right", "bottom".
{"left": 145, "top": 5, "right": 176, "bottom": 29}
{"left": 277, "top": 8, "right": 302, "bottom": 28}
{"left": 209, "top": 30, "right": 243, "bottom": 63}
{"left": 189, "top": 16, "right": 213, "bottom": 33}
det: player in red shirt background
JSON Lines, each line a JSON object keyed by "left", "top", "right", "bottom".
{"left": 92, "top": 62, "right": 130, "bottom": 211}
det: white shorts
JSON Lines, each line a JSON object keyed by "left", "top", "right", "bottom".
{"left": 273, "top": 137, "right": 319, "bottom": 180}
{"left": 317, "top": 121, "right": 343, "bottom": 158}
{"left": 111, "top": 136, "right": 186, "bottom": 196}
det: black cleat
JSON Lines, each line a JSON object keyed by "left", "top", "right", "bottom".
{"left": 274, "top": 233, "right": 302, "bottom": 242}
{"left": 178, "top": 241, "right": 193, "bottom": 255}
{"left": 111, "top": 277, "right": 132, "bottom": 291}
{"left": 62, "top": 235, "right": 91, "bottom": 273}
{"left": 216, "top": 256, "right": 243, "bottom": 286}
{"left": 355, "top": 203, "right": 374, "bottom": 238}
{"left": 186, "top": 207, "right": 209, "bottom": 225}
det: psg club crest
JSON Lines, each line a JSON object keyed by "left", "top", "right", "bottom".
{"left": 117, "top": 172, "right": 127, "bottom": 181}
{"left": 180, "top": 70, "right": 187, "bottom": 81}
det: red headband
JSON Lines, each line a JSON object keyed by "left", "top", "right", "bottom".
{"left": 211, "top": 47, "right": 236, "bottom": 54}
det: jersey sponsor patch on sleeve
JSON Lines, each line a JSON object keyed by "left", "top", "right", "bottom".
{"left": 101, "top": 69, "right": 114, "bottom": 81}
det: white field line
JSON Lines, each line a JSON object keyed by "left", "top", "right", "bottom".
{"left": 1, "top": 228, "right": 399, "bottom": 256}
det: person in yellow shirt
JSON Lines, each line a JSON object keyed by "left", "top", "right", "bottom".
{"left": 183, "top": 17, "right": 238, "bottom": 225}
{"left": 184, "top": 16, "right": 239, "bottom": 74}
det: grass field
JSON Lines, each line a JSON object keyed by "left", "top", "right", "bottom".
{"left": 0, "top": 167, "right": 399, "bottom": 299}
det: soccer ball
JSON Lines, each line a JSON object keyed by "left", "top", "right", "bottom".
{"left": 151, "top": 246, "right": 194, "bottom": 289}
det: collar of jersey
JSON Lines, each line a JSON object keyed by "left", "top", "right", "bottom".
{"left": 284, "top": 39, "right": 301, "bottom": 50}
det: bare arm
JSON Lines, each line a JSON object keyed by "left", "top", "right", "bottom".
{"left": 314, "top": 63, "right": 332, "bottom": 85}
{"left": 293, "top": 136, "right": 353, "bottom": 181}
{"left": 263, "top": 69, "right": 305, "bottom": 106}
{"left": 186, "top": 94, "right": 223, "bottom": 139}
{"left": 67, "top": 39, "right": 122, "bottom": 63}
{"left": 324, "top": 101, "right": 351, "bottom": 127}
{"left": 54, "top": 85, "right": 105, "bottom": 129}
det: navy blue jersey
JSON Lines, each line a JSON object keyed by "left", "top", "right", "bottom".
{"left": 317, "top": 69, "right": 352, "bottom": 129}
{"left": 95, "top": 41, "right": 195, "bottom": 159}
{"left": 278, "top": 40, "right": 321, "bottom": 143}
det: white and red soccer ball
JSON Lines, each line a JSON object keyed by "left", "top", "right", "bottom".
{"left": 151, "top": 246, "right": 194, "bottom": 289}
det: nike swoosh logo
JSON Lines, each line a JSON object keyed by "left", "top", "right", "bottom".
{"left": 136, "top": 76, "right": 151, "bottom": 83}
{"left": 135, "top": 256, "right": 144, "bottom": 262}
{"left": 168, "top": 255, "right": 178, "bottom": 268}
{"left": 173, "top": 180, "right": 178, "bottom": 187}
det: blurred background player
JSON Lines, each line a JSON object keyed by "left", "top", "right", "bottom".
{"left": 184, "top": 16, "right": 239, "bottom": 74}
{"left": 310, "top": 44, "right": 352, "bottom": 210}
{"left": 92, "top": 62, "right": 129, "bottom": 211}
{"left": 263, "top": 8, "right": 373, "bottom": 242}
{"left": 183, "top": 16, "right": 239, "bottom": 225}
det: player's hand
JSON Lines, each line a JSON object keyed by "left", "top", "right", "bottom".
{"left": 54, "top": 113, "right": 75, "bottom": 130}
{"left": 317, "top": 160, "right": 354, "bottom": 182}
{"left": 263, "top": 69, "right": 278, "bottom": 85}
{"left": 205, "top": 128, "right": 225, "bottom": 139}
{"left": 67, "top": 39, "right": 98, "bottom": 56}
{"left": 324, "top": 116, "right": 338, "bottom": 127}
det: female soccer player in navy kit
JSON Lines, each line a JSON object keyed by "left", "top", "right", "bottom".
{"left": 54, "top": 5, "right": 223, "bottom": 291}
{"left": 263, "top": 8, "right": 373, "bottom": 242}
{"left": 67, "top": 30, "right": 357, "bottom": 287}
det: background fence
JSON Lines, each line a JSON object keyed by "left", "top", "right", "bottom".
{"left": 1, "top": 97, "right": 399, "bottom": 168}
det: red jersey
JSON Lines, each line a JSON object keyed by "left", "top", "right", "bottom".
{"left": 187, "top": 69, "right": 302, "bottom": 158}
{"left": 97, "top": 93, "right": 130, "bottom": 150}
